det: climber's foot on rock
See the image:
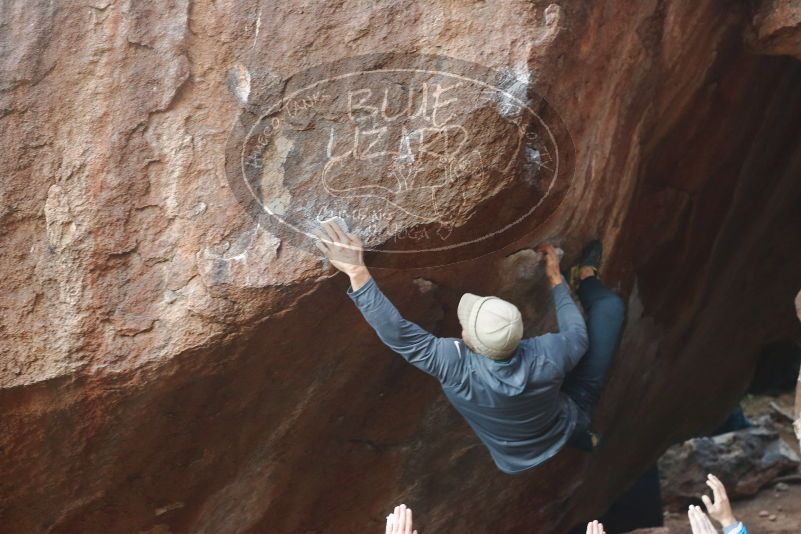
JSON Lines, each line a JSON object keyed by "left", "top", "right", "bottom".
{"left": 569, "top": 239, "right": 603, "bottom": 290}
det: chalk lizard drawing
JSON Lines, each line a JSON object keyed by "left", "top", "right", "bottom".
{"left": 319, "top": 83, "right": 509, "bottom": 224}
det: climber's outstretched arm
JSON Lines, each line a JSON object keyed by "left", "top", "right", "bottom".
{"left": 347, "top": 276, "right": 463, "bottom": 384}
{"left": 548, "top": 280, "right": 589, "bottom": 371}
{"left": 534, "top": 244, "right": 589, "bottom": 373}
{"left": 315, "top": 221, "right": 463, "bottom": 386}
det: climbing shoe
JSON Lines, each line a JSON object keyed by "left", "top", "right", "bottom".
{"left": 569, "top": 429, "right": 601, "bottom": 453}
{"left": 589, "top": 431, "right": 601, "bottom": 449}
{"left": 568, "top": 239, "right": 603, "bottom": 291}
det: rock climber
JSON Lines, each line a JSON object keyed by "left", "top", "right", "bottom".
{"left": 314, "top": 220, "right": 625, "bottom": 474}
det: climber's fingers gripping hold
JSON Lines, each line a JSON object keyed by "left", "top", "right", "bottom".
{"left": 535, "top": 243, "right": 563, "bottom": 286}
{"left": 315, "top": 221, "right": 365, "bottom": 276}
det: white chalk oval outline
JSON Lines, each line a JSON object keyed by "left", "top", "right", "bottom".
{"left": 239, "top": 67, "right": 563, "bottom": 255}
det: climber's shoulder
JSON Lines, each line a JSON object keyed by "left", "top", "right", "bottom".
{"left": 516, "top": 337, "right": 564, "bottom": 379}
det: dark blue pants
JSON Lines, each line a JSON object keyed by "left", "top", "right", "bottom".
{"left": 563, "top": 276, "right": 625, "bottom": 449}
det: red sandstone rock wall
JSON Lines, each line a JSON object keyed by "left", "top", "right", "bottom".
{"left": 795, "top": 291, "right": 801, "bottom": 448}
{"left": 1, "top": 1, "right": 800, "bottom": 532}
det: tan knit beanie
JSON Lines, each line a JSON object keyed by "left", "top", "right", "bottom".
{"left": 457, "top": 293, "right": 524, "bottom": 359}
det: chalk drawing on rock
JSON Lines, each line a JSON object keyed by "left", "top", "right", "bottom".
{"left": 225, "top": 53, "right": 574, "bottom": 267}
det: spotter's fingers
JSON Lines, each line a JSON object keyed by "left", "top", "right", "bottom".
{"left": 708, "top": 478, "right": 724, "bottom": 504}
{"left": 701, "top": 494, "right": 713, "bottom": 513}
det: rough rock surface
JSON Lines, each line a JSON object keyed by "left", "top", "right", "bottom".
{"left": 658, "top": 426, "right": 800, "bottom": 508}
{"left": 795, "top": 290, "right": 801, "bottom": 448}
{"left": 746, "top": 0, "right": 801, "bottom": 60}
{"left": 2, "top": 1, "right": 801, "bottom": 533}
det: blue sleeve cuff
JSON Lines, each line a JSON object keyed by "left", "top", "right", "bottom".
{"left": 346, "top": 276, "right": 376, "bottom": 299}
{"left": 551, "top": 281, "right": 570, "bottom": 295}
{"left": 723, "top": 522, "right": 746, "bottom": 534}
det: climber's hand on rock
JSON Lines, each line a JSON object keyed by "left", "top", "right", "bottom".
{"left": 314, "top": 220, "right": 364, "bottom": 274}
{"left": 585, "top": 520, "right": 605, "bottom": 534}
{"left": 535, "top": 243, "right": 563, "bottom": 287}
{"left": 687, "top": 505, "right": 717, "bottom": 534}
{"left": 701, "top": 473, "right": 737, "bottom": 528}
{"left": 314, "top": 221, "right": 371, "bottom": 290}
{"left": 386, "top": 504, "right": 417, "bottom": 534}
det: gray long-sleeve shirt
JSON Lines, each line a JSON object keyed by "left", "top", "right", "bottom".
{"left": 347, "top": 277, "right": 589, "bottom": 474}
